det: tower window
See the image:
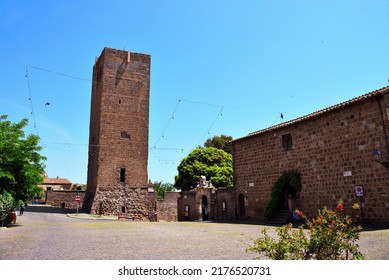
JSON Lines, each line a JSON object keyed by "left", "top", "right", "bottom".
{"left": 121, "top": 131, "right": 130, "bottom": 139}
{"left": 120, "top": 168, "right": 126, "bottom": 183}
{"left": 282, "top": 134, "right": 293, "bottom": 151}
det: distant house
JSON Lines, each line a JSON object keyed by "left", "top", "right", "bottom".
{"left": 41, "top": 174, "right": 72, "bottom": 191}
{"left": 231, "top": 86, "right": 389, "bottom": 225}
{"left": 38, "top": 174, "right": 73, "bottom": 205}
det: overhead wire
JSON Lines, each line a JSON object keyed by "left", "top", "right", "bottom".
{"left": 26, "top": 64, "right": 225, "bottom": 166}
{"left": 150, "top": 99, "right": 224, "bottom": 151}
{"left": 25, "top": 66, "right": 39, "bottom": 136}
{"left": 151, "top": 99, "right": 181, "bottom": 149}
{"left": 192, "top": 106, "right": 224, "bottom": 150}
{"left": 150, "top": 99, "right": 224, "bottom": 165}
{"left": 28, "top": 65, "right": 90, "bottom": 82}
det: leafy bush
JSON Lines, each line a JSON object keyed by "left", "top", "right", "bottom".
{"left": 0, "top": 192, "right": 18, "bottom": 227}
{"left": 152, "top": 181, "right": 175, "bottom": 200}
{"left": 248, "top": 200, "right": 364, "bottom": 260}
{"left": 98, "top": 201, "right": 104, "bottom": 217}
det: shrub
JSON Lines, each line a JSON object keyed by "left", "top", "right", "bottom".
{"left": 0, "top": 192, "right": 17, "bottom": 227}
{"left": 98, "top": 201, "right": 104, "bottom": 216}
{"left": 247, "top": 200, "right": 365, "bottom": 260}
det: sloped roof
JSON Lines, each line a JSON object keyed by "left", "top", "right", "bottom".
{"left": 43, "top": 177, "right": 72, "bottom": 185}
{"left": 232, "top": 86, "right": 389, "bottom": 143}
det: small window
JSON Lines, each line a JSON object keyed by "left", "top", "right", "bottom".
{"left": 121, "top": 131, "right": 130, "bottom": 139}
{"left": 282, "top": 134, "right": 293, "bottom": 151}
{"left": 121, "top": 206, "right": 126, "bottom": 213}
{"left": 120, "top": 168, "right": 126, "bottom": 183}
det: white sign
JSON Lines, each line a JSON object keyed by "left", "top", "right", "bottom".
{"left": 355, "top": 186, "right": 364, "bottom": 197}
{"left": 343, "top": 171, "right": 352, "bottom": 177}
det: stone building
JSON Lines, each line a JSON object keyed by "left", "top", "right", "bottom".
{"left": 41, "top": 174, "right": 72, "bottom": 191}
{"left": 39, "top": 174, "right": 72, "bottom": 204}
{"left": 177, "top": 176, "right": 236, "bottom": 221}
{"left": 156, "top": 192, "right": 180, "bottom": 221}
{"left": 83, "top": 47, "right": 155, "bottom": 219}
{"left": 47, "top": 189, "right": 85, "bottom": 210}
{"left": 231, "top": 86, "right": 389, "bottom": 225}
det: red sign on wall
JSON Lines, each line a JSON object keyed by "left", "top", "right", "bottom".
{"left": 75, "top": 195, "right": 80, "bottom": 202}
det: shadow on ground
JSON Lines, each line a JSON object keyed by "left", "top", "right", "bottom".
{"left": 24, "top": 205, "right": 389, "bottom": 231}
{"left": 25, "top": 204, "right": 86, "bottom": 215}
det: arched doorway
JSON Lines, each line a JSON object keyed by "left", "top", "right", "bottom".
{"left": 264, "top": 171, "right": 301, "bottom": 221}
{"left": 201, "top": 195, "right": 208, "bottom": 221}
{"left": 238, "top": 193, "right": 246, "bottom": 217}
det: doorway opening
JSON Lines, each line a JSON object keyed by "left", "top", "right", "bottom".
{"left": 238, "top": 193, "right": 246, "bottom": 217}
{"left": 201, "top": 195, "right": 208, "bottom": 221}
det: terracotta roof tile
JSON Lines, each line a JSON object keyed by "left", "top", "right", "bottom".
{"left": 43, "top": 177, "right": 72, "bottom": 185}
{"left": 232, "top": 86, "right": 389, "bottom": 142}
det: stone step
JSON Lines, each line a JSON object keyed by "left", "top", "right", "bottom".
{"left": 268, "top": 207, "right": 291, "bottom": 225}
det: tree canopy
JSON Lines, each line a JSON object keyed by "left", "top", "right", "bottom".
{"left": 174, "top": 147, "right": 233, "bottom": 191}
{"left": 0, "top": 115, "right": 46, "bottom": 203}
{"left": 152, "top": 181, "right": 175, "bottom": 200}
{"left": 204, "top": 134, "right": 233, "bottom": 154}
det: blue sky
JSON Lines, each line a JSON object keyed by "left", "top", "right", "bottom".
{"left": 1, "top": 0, "right": 388, "bottom": 184}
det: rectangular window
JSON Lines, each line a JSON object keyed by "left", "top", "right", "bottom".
{"left": 121, "top": 131, "right": 130, "bottom": 139}
{"left": 120, "top": 168, "right": 126, "bottom": 183}
{"left": 282, "top": 134, "right": 293, "bottom": 151}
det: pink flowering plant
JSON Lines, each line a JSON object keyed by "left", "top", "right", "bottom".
{"left": 247, "top": 200, "right": 365, "bottom": 260}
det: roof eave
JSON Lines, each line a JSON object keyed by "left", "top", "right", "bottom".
{"left": 232, "top": 85, "right": 389, "bottom": 143}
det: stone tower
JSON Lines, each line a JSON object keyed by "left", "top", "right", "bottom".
{"left": 84, "top": 47, "right": 155, "bottom": 219}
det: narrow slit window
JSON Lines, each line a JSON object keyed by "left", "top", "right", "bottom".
{"left": 120, "top": 168, "right": 126, "bottom": 183}
{"left": 282, "top": 134, "right": 293, "bottom": 151}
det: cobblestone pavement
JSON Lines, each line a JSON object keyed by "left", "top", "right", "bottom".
{"left": 1, "top": 205, "right": 389, "bottom": 260}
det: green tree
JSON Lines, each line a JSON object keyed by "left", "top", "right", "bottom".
{"left": 204, "top": 134, "right": 233, "bottom": 154}
{"left": 0, "top": 115, "right": 46, "bottom": 203}
{"left": 152, "top": 181, "right": 175, "bottom": 200}
{"left": 174, "top": 147, "right": 233, "bottom": 191}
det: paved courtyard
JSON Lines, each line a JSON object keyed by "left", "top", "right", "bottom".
{"left": 1, "top": 205, "right": 389, "bottom": 260}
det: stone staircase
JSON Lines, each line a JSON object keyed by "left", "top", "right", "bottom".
{"left": 267, "top": 206, "right": 291, "bottom": 225}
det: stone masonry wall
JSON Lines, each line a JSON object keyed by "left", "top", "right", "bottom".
{"left": 177, "top": 191, "right": 197, "bottom": 221}
{"left": 156, "top": 192, "right": 180, "bottom": 221}
{"left": 177, "top": 187, "right": 235, "bottom": 221}
{"left": 214, "top": 187, "right": 236, "bottom": 220}
{"left": 232, "top": 90, "right": 389, "bottom": 224}
{"left": 49, "top": 190, "right": 85, "bottom": 209}
{"left": 90, "top": 186, "right": 156, "bottom": 220}
{"left": 85, "top": 47, "right": 151, "bottom": 217}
